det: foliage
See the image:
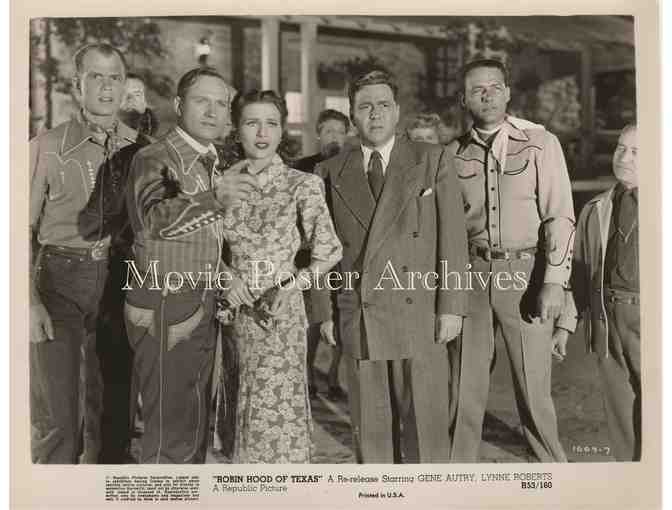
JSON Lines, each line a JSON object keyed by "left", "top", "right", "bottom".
{"left": 38, "top": 17, "right": 173, "bottom": 98}
{"left": 317, "top": 55, "right": 390, "bottom": 90}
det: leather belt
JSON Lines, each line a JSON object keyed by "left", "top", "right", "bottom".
{"left": 469, "top": 245, "right": 537, "bottom": 261}
{"left": 43, "top": 244, "right": 109, "bottom": 261}
{"left": 603, "top": 288, "right": 640, "bottom": 305}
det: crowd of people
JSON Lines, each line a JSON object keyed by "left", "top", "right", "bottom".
{"left": 28, "top": 42, "right": 640, "bottom": 464}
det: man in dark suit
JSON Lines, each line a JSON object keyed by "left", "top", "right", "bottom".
{"left": 295, "top": 109, "right": 350, "bottom": 401}
{"left": 315, "top": 70, "right": 469, "bottom": 463}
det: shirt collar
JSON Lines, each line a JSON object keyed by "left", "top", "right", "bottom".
{"left": 614, "top": 181, "right": 638, "bottom": 203}
{"left": 361, "top": 135, "right": 395, "bottom": 173}
{"left": 60, "top": 113, "right": 137, "bottom": 156}
{"left": 175, "top": 126, "right": 218, "bottom": 157}
{"left": 468, "top": 116, "right": 532, "bottom": 144}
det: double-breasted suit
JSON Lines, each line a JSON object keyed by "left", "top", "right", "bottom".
{"left": 315, "top": 136, "right": 469, "bottom": 462}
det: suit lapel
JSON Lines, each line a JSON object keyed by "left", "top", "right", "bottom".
{"left": 332, "top": 146, "right": 376, "bottom": 229}
{"left": 364, "top": 138, "right": 422, "bottom": 266}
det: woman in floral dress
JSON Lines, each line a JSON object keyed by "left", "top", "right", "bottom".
{"left": 220, "top": 90, "right": 342, "bottom": 463}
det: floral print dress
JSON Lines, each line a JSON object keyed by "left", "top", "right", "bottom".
{"left": 221, "top": 154, "right": 342, "bottom": 463}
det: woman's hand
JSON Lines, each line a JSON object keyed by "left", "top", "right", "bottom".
{"left": 225, "top": 276, "right": 254, "bottom": 308}
{"left": 214, "top": 160, "right": 257, "bottom": 208}
{"left": 268, "top": 286, "right": 293, "bottom": 316}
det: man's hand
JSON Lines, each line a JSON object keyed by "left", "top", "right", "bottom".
{"left": 214, "top": 160, "right": 258, "bottom": 208}
{"left": 537, "top": 283, "right": 565, "bottom": 323}
{"left": 551, "top": 328, "right": 570, "bottom": 362}
{"left": 319, "top": 320, "right": 336, "bottom": 346}
{"left": 225, "top": 276, "right": 254, "bottom": 308}
{"left": 30, "top": 303, "right": 54, "bottom": 344}
{"left": 435, "top": 314, "right": 463, "bottom": 344}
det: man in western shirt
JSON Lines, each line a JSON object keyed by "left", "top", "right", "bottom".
{"left": 447, "top": 59, "right": 575, "bottom": 462}
{"left": 125, "top": 67, "right": 256, "bottom": 463}
{"left": 30, "top": 43, "right": 137, "bottom": 464}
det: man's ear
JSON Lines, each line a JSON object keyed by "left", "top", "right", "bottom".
{"left": 173, "top": 96, "right": 182, "bottom": 117}
{"left": 459, "top": 93, "right": 466, "bottom": 108}
{"left": 72, "top": 76, "right": 82, "bottom": 94}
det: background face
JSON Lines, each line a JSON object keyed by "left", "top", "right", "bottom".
{"left": 463, "top": 66, "right": 511, "bottom": 130}
{"left": 78, "top": 50, "right": 125, "bottom": 117}
{"left": 318, "top": 118, "right": 348, "bottom": 156}
{"left": 612, "top": 127, "right": 638, "bottom": 188}
{"left": 238, "top": 102, "right": 283, "bottom": 163}
{"left": 408, "top": 126, "right": 439, "bottom": 144}
{"left": 176, "top": 75, "right": 231, "bottom": 145}
{"left": 121, "top": 78, "right": 147, "bottom": 113}
{"left": 351, "top": 83, "right": 400, "bottom": 148}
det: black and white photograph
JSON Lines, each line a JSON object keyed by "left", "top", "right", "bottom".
{"left": 11, "top": 2, "right": 662, "bottom": 509}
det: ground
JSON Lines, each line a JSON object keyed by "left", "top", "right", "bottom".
{"left": 197, "top": 326, "right": 615, "bottom": 464}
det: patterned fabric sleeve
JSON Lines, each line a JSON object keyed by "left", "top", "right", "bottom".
{"left": 296, "top": 174, "right": 343, "bottom": 269}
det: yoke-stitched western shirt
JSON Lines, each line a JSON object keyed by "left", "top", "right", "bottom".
{"left": 30, "top": 115, "right": 137, "bottom": 248}
{"left": 447, "top": 116, "right": 575, "bottom": 286}
{"left": 127, "top": 127, "right": 228, "bottom": 277}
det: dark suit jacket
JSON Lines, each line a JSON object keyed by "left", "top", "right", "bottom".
{"left": 315, "top": 136, "right": 469, "bottom": 360}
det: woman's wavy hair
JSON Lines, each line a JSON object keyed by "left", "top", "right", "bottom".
{"left": 217, "top": 89, "right": 294, "bottom": 168}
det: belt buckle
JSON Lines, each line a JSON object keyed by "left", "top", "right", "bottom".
{"left": 490, "top": 249, "right": 508, "bottom": 260}
{"left": 90, "top": 245, "right": 107, "bottom": 261}
{"left": 519, "top": 251, "right": 533, "bottom": 260}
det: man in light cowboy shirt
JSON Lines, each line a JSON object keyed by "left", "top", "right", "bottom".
{"left": 29, "top": 43, "right": 139, "bottom": 463}
{"left": 447, "top": 59, "right": 575, "bottom": 462}
{"left": 124, "top": 67, "right": 257, "bottom": 463}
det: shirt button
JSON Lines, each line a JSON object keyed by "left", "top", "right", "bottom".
{"left": 401, "top": 265, "right": 409, "bottom": 272}
{"left": 413, "top": 232, "right": 419, "bottom": 238}
{"left": 362, "top": 302, "right": 370, "bottom": 309}
{"left": 405, "top": 297, "right": 413, "bottom": 304}
{"left": 492, "top": 206, "right": 497, "bottom": 211}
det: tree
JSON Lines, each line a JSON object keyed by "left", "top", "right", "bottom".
{"left": 29, "top": 17, "right": 173, "bottom": 136}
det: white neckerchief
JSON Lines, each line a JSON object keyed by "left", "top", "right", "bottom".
{"left": 176, "top": 125, "right": 219, "bottom": 163}
{"left": 471, "top": 116, "right": 544, "bottom": 174}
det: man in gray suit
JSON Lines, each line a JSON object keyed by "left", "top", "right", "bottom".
{"left": 315, "top": 70, "right": 469, "bottom": 463}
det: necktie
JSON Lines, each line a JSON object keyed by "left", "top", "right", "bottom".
{"left": 616, "top": 188, "right": 637, "bottom": 242}
{"left": 367, "top": 150, "right": 384, "bottom": 200}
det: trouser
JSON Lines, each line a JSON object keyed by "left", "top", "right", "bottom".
{"left": 448, "top": 256, "right": 567, "bottom": 462}
{"left": 307, "top": 321, "right": 343, "bottom": 390}
{"left": 346, "top": 343, "right": 453, "bottom": 464}
{"left": 597, "top": 297, "right": 641, "bottom": 461}
{"left": 30, "top": 248, "right": 108, "bottom": 464}
{"left": 124, "top": 285, "right": 216, "bottom": 464}
{"left": 97, "top": 252, "right": 135, "bottom": 463}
